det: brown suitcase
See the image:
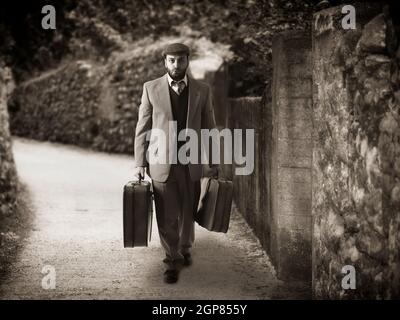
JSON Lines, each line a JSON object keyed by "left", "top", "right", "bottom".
{"left": 123, "top": 178, "right": 153, "bottom": 247}
{"left": 196, "top": 177, "right": 233, "bottom": 233}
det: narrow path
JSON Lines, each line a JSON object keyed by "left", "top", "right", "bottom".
{"left": 0, "top": 137, "right": 309, "bottom": 299}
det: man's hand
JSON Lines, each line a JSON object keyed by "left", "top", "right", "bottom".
{"left": 134, "top": 166, "right": 146, "bottom": 181}
{"left": 210, "top": 166, "right": 219, "bottom": 178}
{"left": 204, "top": 165, "right": 219, "bottom": 179}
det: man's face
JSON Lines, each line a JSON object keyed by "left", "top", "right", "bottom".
{"left": 164, "top": 54, "right": 189, "bottom": 80}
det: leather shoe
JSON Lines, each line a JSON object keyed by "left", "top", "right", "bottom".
{"left": 163, "top": 256, "right": 190, "bottom": 267}
{"left": 164, "top": 269, "right": 179, "bottom": 284}
{"left": 183, "top": 253, "right": 192, "bottom": 266}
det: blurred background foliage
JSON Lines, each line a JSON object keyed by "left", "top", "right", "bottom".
{"left": 0, "top": 0, "right": 354, "bottom": 97}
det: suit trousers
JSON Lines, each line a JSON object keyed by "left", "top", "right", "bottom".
{"left": 152, "top": 163, "right": 201, "bottom": 263}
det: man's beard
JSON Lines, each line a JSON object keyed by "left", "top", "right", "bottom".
{"left": 167, "top": 68, "right": 187, "bottom": 81}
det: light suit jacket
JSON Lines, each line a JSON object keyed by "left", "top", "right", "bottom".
{"left": 134, "top": 73, "right": 217, "bottom": 182}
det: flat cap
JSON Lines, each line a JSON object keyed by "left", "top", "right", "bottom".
{"left": 162, "top": 43, "right": 190, "bottom": 57}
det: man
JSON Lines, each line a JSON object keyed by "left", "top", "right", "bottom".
{"left": 134, "top": 43, "right": 218, "bottom": 284}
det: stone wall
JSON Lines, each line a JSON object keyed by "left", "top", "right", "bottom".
{"left": 228, "top": 96, "right": 272, "bottom": 256}
{"left": 0, "top": 64, "right": 18, "bottom": 217}
{"left": 270, "top": 31, "right": 313, "bottom": 281}
{"left": 312, "top": 3, "right": 400, "bottom": 299}
{"left": 228, "top": 31, "right": 313, "bottom": 283}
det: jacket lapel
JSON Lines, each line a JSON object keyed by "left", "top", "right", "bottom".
{"left": 156, "top": 74, "right": 173, "bottom": 121}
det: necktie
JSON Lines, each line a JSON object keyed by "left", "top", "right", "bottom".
{"left": 171, "top": 80, "right": 186, "bottom": 95}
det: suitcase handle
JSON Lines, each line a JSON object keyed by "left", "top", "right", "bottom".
{"left": 137, "top": 170, "right": 154, "bottom": 197}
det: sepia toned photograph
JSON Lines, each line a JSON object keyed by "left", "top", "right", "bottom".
{"left": 0, "top": 0, "right": 399, "bottom": 306}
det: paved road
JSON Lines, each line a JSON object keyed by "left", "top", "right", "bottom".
{"left": 0, "top": 137, "right": 309, "bottom": 299}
